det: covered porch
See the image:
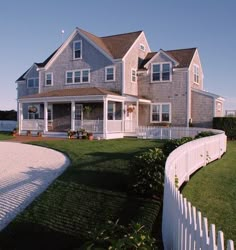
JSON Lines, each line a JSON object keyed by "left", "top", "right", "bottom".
{"left": 18, "top": 88, "right": 149, "bottom": 139}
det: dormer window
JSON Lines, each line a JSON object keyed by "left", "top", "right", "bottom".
{"left": 45, "top": 73, "right": 53, "bottom": 86}
{"left": 194, "top": 64, "right": 199, "bottom": 84}
{"left": 73, "top": 40, "right": 82, "bottom": 59}
{"left": 151, "top": 63, "right": 171, "bottom": 82}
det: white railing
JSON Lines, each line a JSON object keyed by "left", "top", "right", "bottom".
{"left": 0, "top": 120, "right": 17, "bottom": 131}
{"left": 75, "top": 120, "right": 103, "bottom": 133}
{"left": 162, "top": 131, "right": 235, "bottom": 249}
{"left": 107, "top": 120, "right": 122, "bottom": 132}
{"left": 21, "top": 119, "right": 44, "bottom": 131}
{"left": 137, "top": 126, "right": 213, "bottom": 139}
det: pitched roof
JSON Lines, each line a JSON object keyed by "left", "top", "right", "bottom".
{"left": 79, "top": 28, "right": 142, "bottom": 59}
{"left": 139, "top": 48, "right": 197, "bottom": 69}
{"left": 19, "top": 87, "right": 120, "bottom": 99}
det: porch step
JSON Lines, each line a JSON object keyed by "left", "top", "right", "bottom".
{"left": 43, "top": 132, "right": 68, "bottom": 138}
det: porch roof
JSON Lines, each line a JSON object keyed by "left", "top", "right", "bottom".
{"left": 20, "top": 87, "right": 121, "bottom": 100}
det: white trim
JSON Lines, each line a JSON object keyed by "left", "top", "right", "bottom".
{"left": 189, "top": 49, "right": 204, "bottom": 80}
{"left": 192, "top": 88, "right": 225, "bottom": 100}
{"left": 122, "top": 59, "right": 125, "bottom": 95}
{"left": 187, "top": 69, "right": 191, "bottom": 127}
{"left": 45, "top": 72, "right": 53, "bottom": 86}
{"left": 131, "top": 68, "right": 137, "bottom": 83}
{"left": 105, "top": 66, "right": 115, "bottom": 82}
{"left": 65, "top": 69, "right": 90, "bottom": 84}
{"left": 151, "top": 62, "right": 172, "bottom": 83}
{"left": 44, "top": 102, "right": 48, "bottom": 132}
{"left": 73, "top": 40, "right": 82, "bottom": 60}
{"left": 193, "top": 64, "right": 200, "bottom": 85}
{"left": 150, "top": 103, "right": 171, "bottom": 123}
{"left": 144, "top": 49, "right": 179, "bottom": 68}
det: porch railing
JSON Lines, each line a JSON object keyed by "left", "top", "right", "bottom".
{"left": 21, "top": 119, "right": 44, "bottom": 131}
{"left": 75, "top": 120, "right": 103, "bottom": 133}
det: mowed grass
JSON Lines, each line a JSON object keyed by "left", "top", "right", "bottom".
{"left": 0, "top": 131, "right": 12, "bottom": 140}
{"left": 0, "top": 138, "right": 163, "bottom": 249}
{"left": 182, "top": 141, "right": 236, "bottom": 243}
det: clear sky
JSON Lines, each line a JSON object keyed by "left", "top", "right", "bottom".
{"left": 0, "top": 0, "right": 235, "bottom": 111}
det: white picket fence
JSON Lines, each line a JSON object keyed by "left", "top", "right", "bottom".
{"left": 137, "top": 126, "right": 214, "bottom": 139}
{"left": 0, "top": 120, "right": 17, "bottom": 131}
{"left": 162, "top": 130, "right": 235, "bottom": 250}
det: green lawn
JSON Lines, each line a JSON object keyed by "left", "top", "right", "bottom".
{"left": 182, "top": 141, "right": 236, "bottom": 243}
{"left": 0, "top": 138, "right": 163, "bottom": 249}
{"left": 0, "top": 131, "right": 12, "bottom": 140}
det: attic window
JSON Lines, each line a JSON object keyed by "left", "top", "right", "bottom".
{"left": 140, "top": 44, "right": 145, "bottom": 51}
{"left": 193, "top": 64, "right": 199, "bottom": 84}
{"left": 73, "top": 40, "right": 82, "bottom": 59}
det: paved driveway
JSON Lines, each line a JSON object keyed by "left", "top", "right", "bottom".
{"left": 0, "top": 142, "right": 70, "bottom": 230}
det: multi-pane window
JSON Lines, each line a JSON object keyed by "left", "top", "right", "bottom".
{"left": 131, "top": 69, "right": 136, "bottom": 82}
{"left": 27, "top": 78, "right": 39, "bottom": 88}
{"left": 73, "top": 40, "right": 82, "bottom": 59}
{"left": 194, "top": 64, "right": 199, "bottom": 83}
{"left": 45, "top": 73, "right": 53, "bottom": 86}
{"left": 151, "top": 63, "right": 171, "bottom": 82}
{"left": 151, "top": 103, "right": 171, "bottom": 123}
{"left": 107, "top": 102, "right": 122, "bottom": 120}
{"left": 105, "top": 66, "right": 115, "bottom": 81}
{"left": 66, "top": 70, "right": 90, "bottom": 84}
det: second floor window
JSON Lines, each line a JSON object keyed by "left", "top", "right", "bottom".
{"left": 73, "top": 40, "right": 82, "bottom": 59}
{"left": 45, "top": 73, "right": 53, "bottom": 86}
{"left": 27, "top": 78, "right": 39, "bottom": 88}
{"left": 151, "top": 63, "right": 171, "bottom": 82}
{"left": 105, "top": 66, "right": 115, "bottom": 82}
{"left": 66, "top": 69, "right": 90, "bottom": 84}
{"left": 194, "top": 64, "right": 199, "bottom": 84}
{"left": 131, "top": 69, "right": 137, "bottom": 82}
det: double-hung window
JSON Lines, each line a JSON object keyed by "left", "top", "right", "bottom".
{"left": 193, "top": 64, "right": 199, "bottom": 84}
{"left": 45, "top": 73, "right": 53, "bottom": 86}
{"left": 66, "top": 69, "right": 90, "bottom": 84}
{"left": 27, "top": 78, "right": 39, "bottom": 88}
{"left": 151, "top": 103, "right": 171, "bottom": 123}
{"left": 73, "top": 40, "right": 82, "bottom": 59}
{"left": 107, "top": 101, "right": 122, "bottom": 120}
{"left": 105, "top": 66, "right": 115, "bottom": 82}
{"left": 131, "top": 69, "right": 136, "bottom": 82}
{"left": 151, "top": 63, "right": 171, "bottom": 82}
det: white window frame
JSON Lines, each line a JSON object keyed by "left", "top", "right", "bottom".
{"left": 150, "top": 103, "right": 171, "bottom": 123}
{"left": 73, "top": 40, "right": 82, "bottom": 60}
{"left": 27, "top": 78, "right": 39, "bottom": 88}
{"left": 151, "top": 62, "right": 172, "bottom": 83}
{"left": 131, "top": 69, "right": 137, "bottom": 83}
{"left": 105, "top": 66, "right": 115, "bottom": 82}
{"left": 65, "top": 69, "right": 90, "bottom": 84}
{"left": 193, "top": 64, "right": 200, "bottom": 84}
{"left": 140, "top": 43, "right": 145, "bottom": 51}
{"left": 45, "top": 72, "right": 53, "bottom": 86}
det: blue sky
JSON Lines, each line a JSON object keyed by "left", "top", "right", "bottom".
{"left": 0, "top": 0, "right": 235, "bottom": 110}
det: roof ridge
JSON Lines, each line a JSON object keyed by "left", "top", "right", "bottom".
{"left": 100, "top": 30, "right": 142, "bottom": 39}
{"left": 165, "top": 47, "right": 197, "bottom": 52}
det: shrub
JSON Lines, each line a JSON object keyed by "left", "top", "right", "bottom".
{"left": 213, "top": 117, "right": 236, "bottom": 140}
{"left": 129, "top": 148, "right": 166, "bottom": 198}
{"left": 82, "top": 220, "right": 157, "bottom": 249}
{"left": 162, "top": 137, "right": 193, "bottom": 156}
{"left": 194, "top": 131, "right": 215, "bottom": 139}
{"left": 227, "top": 128, "right": 236, "bottom": 140}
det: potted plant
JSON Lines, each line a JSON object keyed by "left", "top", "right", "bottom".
{"left": 67, "top": 129, "right": 76, "bottom": 139}
{"left": 37, "top": 131, "right": 43, "bottom": 137}
{"left": 12, "top": 128, "right": 18, "bottom": 136}
{"left": 127, "top": 105, "right": 135, "bottom": 113}
{"left": 87, "top": 132, "right": 94, "bottom": 141}
{"left": 26, "top": 130, "right": 31, "bottom": 136}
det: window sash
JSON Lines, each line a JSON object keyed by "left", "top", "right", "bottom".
{"left": 151, "top": 104, "right": 170, "bottom": 122}
{"left": 45, "top": 73, "right": 52, "bottom": 86}
{"left": 131, "top": 69, "right": 136, "bottom": 82}
{"left": 27, "top": 78, "right": 39, "bottom": 88}
{"left": 66, "top": 70, "right": 90, "bottom": 84}
{"left": 152, "top": 63, "right": 171, "bottom": 82}
{"left": 106, "top": 67, "right": 114, "bottom": 81}
{"left": 194, "top": 65, "right": 199, "bottom": 83}
{"left": 73, "top": 41, "right": 82, "bottom": 59}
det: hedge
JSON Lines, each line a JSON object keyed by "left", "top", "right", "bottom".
{"left": 213, "top": 117, "right": 236, "bottom": 139}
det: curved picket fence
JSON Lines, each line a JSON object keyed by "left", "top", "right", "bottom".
{"left": 162, "top": 130, "right": 235, "bottom": 250}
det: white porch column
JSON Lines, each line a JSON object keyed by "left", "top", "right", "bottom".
{"left": 122, "top": 101, "right": 125, "bottom": 132}
{"left": 44, "top": 102, "right": 48, "bottom": 132}
{"left": 103, "top": 97, "right": 108, "bottom": 139}
{"left": 18, "top": 102, "right": 23, "bottom": 135}
{"left": 136, "top": 101, "right": 139, "bottom": 131}
{"left": 71, "top": 101, "right": 75, "bottom": 131}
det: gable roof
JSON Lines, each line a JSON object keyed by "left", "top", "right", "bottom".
{"left": 19, "top": 87, "right": 120, "bottom": 100}
{"left": 139, "top": 48, "right": 197, "bottom": 69}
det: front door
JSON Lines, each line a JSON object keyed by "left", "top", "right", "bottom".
{"left": 124, "top": 104, "right": 136, "bottom": 132}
